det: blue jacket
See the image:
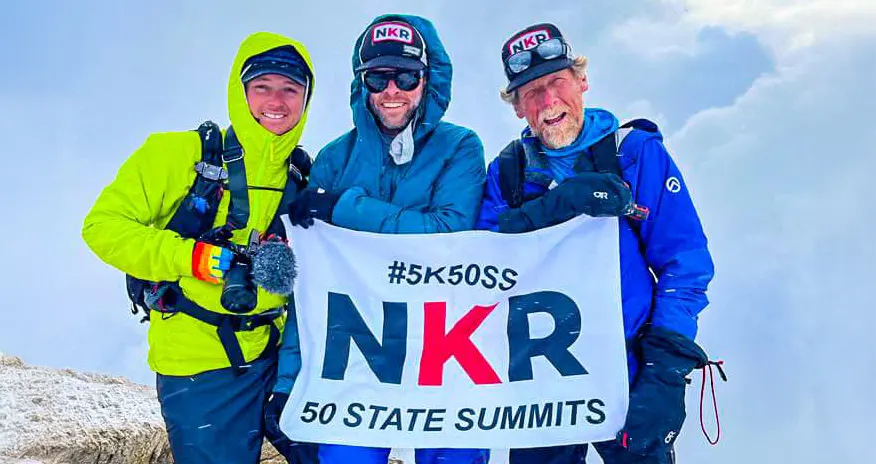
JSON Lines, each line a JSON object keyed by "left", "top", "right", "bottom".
{"left": 476, "top": 117, "right": 714, "bottom": 382}
{"left": 274, "top": 14, "right": 486, "bottom": 394}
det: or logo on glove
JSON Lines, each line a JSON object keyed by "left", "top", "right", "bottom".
{"left": 498, "top": 171, "right": 641, "bottom": 233}
{"left": 192, "top": 241, "right": 234, "bottom": 284}
{"left": 616, "top": 327, "right": 708, "bottom": 457}
{"left": 560, "top": 172, "right": 633, "bottom": 218}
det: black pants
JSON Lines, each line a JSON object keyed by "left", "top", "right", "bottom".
{"left": 156, "top": 355, "right": 278, "bottom": 464}
{"left": 510, "top": 441, "right": 675, "bottom": 464}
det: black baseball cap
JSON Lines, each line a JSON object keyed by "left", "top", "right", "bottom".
{"left": 356, "top": 20, "right": 428, "bottom": 72}
{"left": 241, "top": 46, "right": 310, "bottom": 86}
{"left": 501, "top": 23, "right": 573, "bottom": 92}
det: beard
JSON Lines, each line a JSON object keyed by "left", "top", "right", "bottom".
{"left": 375, "top": 103, "right": 418, "bottom": 131}
{"left": 533, "top": 106, "right": 584, "bottom": 149}
{"left": 368, "top": 92, "right": 423, "bottom": 133}
{"left": 531, "top": 95, "right": 585, "bottom": 149}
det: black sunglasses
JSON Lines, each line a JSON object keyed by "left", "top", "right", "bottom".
{"left": 362, "top": 70, "right": 423, "bottom": 93}
{"left": 505, "top": 38, "right": 570, "bottom": 75}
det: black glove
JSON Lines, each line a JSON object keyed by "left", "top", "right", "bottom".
{"left": 264, "top": 392, "right": 319, "bottom": 463}
{"left": 288, "top": 189, "right": 340, "bottom": 228}
{"left": 498, "top": 172, "right": 633, "bottom": 233}
{"left": 264, "top": 392, "right": 292, "bottom": 454}
{"left": 617, "top": 326, "right": 708, "bottom": 456}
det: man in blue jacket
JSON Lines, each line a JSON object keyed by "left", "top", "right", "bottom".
{"left": 264, "top": 14, "right": 489, "bottom": 464}
{"left": 477, "top": 23, "right": 715, "bottom": 464}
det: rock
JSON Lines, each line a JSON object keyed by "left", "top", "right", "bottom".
{"left": 0, "top": 354, "right": 283, "bottom": 464}
{"left": 0, "top": 353, "right": 26, "bottom": 368}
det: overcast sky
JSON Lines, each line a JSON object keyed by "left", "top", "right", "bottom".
{"left": 1, "top": 0, "right": 874, "bottom": 462}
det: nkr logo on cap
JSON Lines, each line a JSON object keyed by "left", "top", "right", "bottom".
{"left": 372, "top": 22, "right": 415, "bottom": 44}
{"left": 508, "top": 28, "right": 551, "bottom": 54}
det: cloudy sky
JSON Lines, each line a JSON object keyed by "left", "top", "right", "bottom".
{"left": 1, "top": 0, "right": 874, "bottom": 461}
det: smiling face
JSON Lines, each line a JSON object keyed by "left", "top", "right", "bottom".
{"left": 513, "top": 68, "right": 588, "bottom": 149}
{"left": 367, "top": 68, "right": 425, "bottom": 134}
{"left": 244, "top": 74, "right": 306, "bottom": 135}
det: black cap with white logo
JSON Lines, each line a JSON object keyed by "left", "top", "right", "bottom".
{"left": 356, "top": 20, "right": 428, "bottom": 72}
{"left": 501, "top": 23, "right": 572, "bottom": 92}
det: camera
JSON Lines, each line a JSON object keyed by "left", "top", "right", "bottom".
{"left": 200, "top": 226, "right": 260, "bottom": 314}
{"left": 220, "top": 257, "right": 258, "bottom": 314}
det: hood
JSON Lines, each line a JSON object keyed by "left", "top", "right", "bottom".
{"left": 349, "top": 14, "right": 452, "bottom": 143}
{"left": 227, "top": 32, "right": 316, "bottom": 162}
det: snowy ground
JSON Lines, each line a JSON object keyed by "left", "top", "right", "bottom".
{"left": 0, "top": 352, "right": 169, "bottom": 463}
{"left": 0, "top": 352, "right": 505, "bottom": 464}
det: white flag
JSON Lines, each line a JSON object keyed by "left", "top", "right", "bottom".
{"left": 280, "top": 215, "right": 629, "bottom": 449}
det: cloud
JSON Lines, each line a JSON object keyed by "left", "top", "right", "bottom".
{"left": 597, "top": 25, "right": 773, "bottom": 130}
{"left": 660, "top": 6, "right": 876, "bottom": 462}
{"left": 565, "top": 0, "right": 876, "bottom": 460}
{"left": 679, "top": 0, "right": 876, "bottom": 55}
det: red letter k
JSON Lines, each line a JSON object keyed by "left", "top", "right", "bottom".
{"left": 418, "top": 302, "right": 501, "bottom": 386}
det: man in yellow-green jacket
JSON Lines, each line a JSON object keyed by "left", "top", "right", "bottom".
{"left": 82, "top": 32, "right": 318, "bottom": 463}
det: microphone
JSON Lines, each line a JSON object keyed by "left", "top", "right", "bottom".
{"left": 251, "top": 240, "right": 297, "bottom": 296}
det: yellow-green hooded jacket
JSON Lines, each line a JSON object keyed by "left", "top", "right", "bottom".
{"left": 82, "top": 32, "right": 315, "bottom": 376}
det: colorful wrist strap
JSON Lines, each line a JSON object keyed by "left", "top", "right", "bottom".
{"left": 192, "top": 242, "right": 234, "bottom": 284}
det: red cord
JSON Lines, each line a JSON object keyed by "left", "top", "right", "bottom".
{"left": 699, "top": 360, "right": 723, "bottom": 445}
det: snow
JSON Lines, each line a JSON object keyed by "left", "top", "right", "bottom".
{"left": 0, "top": 351, "right": 493, "bottom": 463}
{"left": 0, "top": 352, "right": 169, "bottom": 463}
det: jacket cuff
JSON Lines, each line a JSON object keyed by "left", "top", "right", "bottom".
{"left": 273, "top": 378, "right": 295, "bottom": 395}
{"left": 175, "top": 239, "right": 196, "bottom": 278}
{"left": 330, "top": 186, "right": 367, "bottom": 226}
{"left": 640, "top": 326, "right": 708, "bottom": 372}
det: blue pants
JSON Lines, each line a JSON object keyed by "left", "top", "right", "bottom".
{"left": 319, "top": 444, "right": 489, "bottom": 464}
{"left": 156, "top": 354, "right": 278, "bottom": 464}
{"left": 509, "top": 442, "right": 674, "bottom": 464}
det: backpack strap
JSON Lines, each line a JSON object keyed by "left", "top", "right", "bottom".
{"left": 162, "top": 121, "right": 226, "bottom": 237}
{"left": 592, "top": 124, "right": 653, "bottom": 221}
{"left": 195, "top": 121, "right": 224, "bottom": 177}
{"left": 266, "top": 146, "right": 312, "bottom": 239}
{"left": 590, "top": 131, "right": 622, "bottom": 176}
{"left": 587, "top": 119, "right": 652, "bottom": 176}
{"left": 496, "top": 122, "right": 653, "bottom": 223}
{"left": 288, "top": 145, "right": 312, "bottom": 188}
{"left": 498, "top": 140, "right": 526, "bottom": 209}
{"left": 222, "top": 127, "right": 250, "bottom": 230}
{"left": 127, "top": 121, "right": 229, "bottom": 321}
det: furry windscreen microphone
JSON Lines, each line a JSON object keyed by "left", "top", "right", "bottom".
{"left": 251, "top": 241, "right": 297, "bottom": 296}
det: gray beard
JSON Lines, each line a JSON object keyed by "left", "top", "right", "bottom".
{"left": 536, "top": 100, "right": 586, "bottom": 149}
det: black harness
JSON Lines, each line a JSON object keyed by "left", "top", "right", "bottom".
{"left": 498, "top": 122, "right": 643, "bottom": 209}
{"left": 125, "top": 121, "right": 310, "bottom": 373}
